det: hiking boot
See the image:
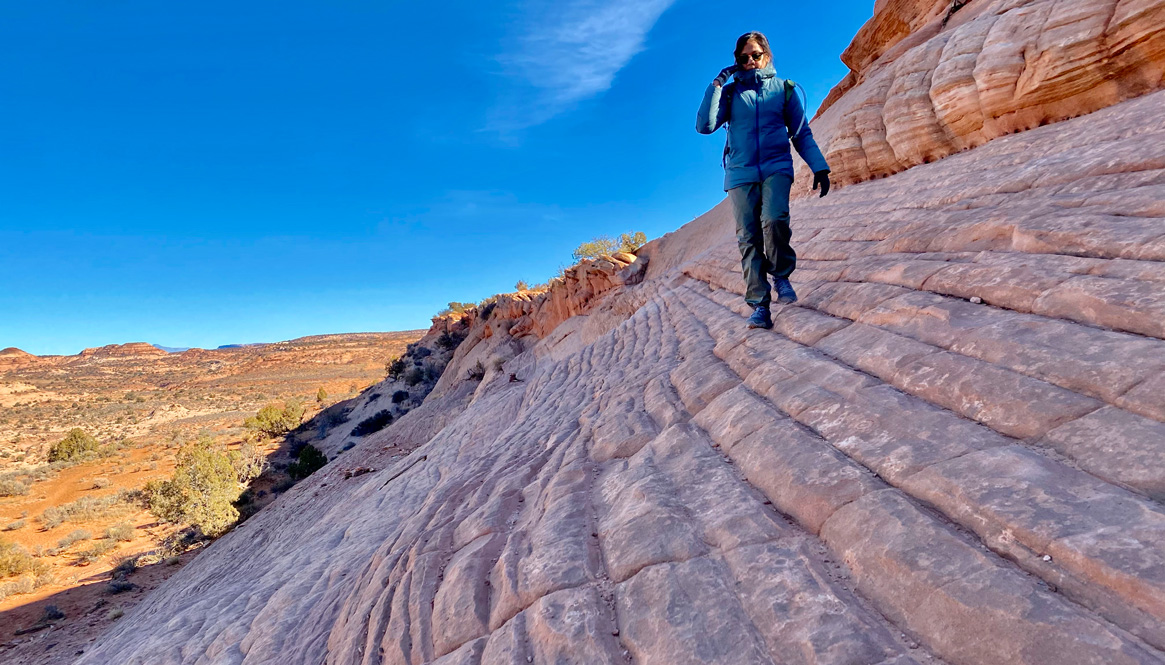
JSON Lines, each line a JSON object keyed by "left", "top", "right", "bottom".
{"left": 747, "top": 305, "right": 773, "bottom": 329}
{"left": 773, "top": 277, "right": 798, "bottom": 304}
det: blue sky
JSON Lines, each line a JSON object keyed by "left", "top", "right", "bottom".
{"left": 0, "top": 0, "right": 873, "bottom": 355}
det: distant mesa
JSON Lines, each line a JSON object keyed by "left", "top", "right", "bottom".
{"left": 161, "top": 343, "right": 269, "bottom": 356}
{"left": 0, "top": 347, "right": 37, "bottom": 367}
{"left": 78, "top": 342, "right": 169, "bottom": 359}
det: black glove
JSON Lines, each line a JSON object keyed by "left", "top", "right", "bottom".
{"left": 813, "top": 170, "right": 831, "bottom": 198}
{"left": 714, "top": 65, "right": 739, "bottom": 87}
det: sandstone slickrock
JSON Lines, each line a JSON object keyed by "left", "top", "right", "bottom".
{"left": 801, "top": 0, "right": 1165, "bottom": 194}
{"left": 71, "top": 5, "right": 1165, "bottom": 665}
{"left": 75, "top": 87, "right": 1165, "bottom": 664}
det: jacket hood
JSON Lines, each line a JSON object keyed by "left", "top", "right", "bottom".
{"left": 734, "top": 64, "right": 776, "bottom": 86}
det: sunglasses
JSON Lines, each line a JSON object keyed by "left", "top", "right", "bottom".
{"left": 738, "top": 51, "right": 766, "bottom": 63}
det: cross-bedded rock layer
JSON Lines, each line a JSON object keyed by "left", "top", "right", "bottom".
{"left": 73, "top": 2, "right": 1165, "bottom": 661}
{"left": 799, "top": 0, "right": 1165, "bottom": 192}
{"left": 75, "top": 86, "right": 1165, "bottom": 665}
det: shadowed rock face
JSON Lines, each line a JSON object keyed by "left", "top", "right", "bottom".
{"left": 74, "top": 6, "right": 1165, "bottom": 665}
{"left": 799, "top": 0, "right": 1165, "bottom": 193}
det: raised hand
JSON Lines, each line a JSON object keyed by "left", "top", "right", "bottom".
{"left": 714, "top": 65, "right": 739, "bottom": 87}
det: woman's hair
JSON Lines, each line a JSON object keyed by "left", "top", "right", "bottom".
{"left": 734, "top": 31, "right": 771, "bottom": 65}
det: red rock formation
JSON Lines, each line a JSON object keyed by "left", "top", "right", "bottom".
{"left": 415, "top": 253, "right": 643, "bottom": 357}
{"left": 798, "top": 0, "right": 1165, "bottom": 194}
{"left": 838, "top": 0, "right": 949, "bottom": 77}
{"left": 469, "top": 253, "right": 645, "bottom": 340}
{"left": 0, "top": 347, "right": 36, "bottom": 368}
{"left": 77, "top": 342, "right": 169, "bottom": 359}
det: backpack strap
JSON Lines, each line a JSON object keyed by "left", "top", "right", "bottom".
{"left": 721, "top": 83, "right": 736, "bottom": 167}
{"left": 783, "top": 79, "right": 806, "bottom": 139}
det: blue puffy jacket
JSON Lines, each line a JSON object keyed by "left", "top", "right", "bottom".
{"left": 696, "top": 65, "right": 830, "bottom": 191}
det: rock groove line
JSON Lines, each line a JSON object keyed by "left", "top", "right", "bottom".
{"left": 663, "top": 280, "right": 1165, "bottom": 658}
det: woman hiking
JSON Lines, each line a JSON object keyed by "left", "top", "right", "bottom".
{"left": 696, "top": 31, "right": 832, "bottom": 329}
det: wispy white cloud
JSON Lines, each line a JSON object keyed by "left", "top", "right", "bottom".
{"left": 491, "top": 0, "right": 677, "bottom": 131}
{"left": 377, "top": 190, "right": 564, "bottom": 234}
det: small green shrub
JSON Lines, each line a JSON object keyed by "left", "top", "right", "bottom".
{"left": 7, "top": 465, "right": 54, "bottom": 484}
{"left": 111, "top": 556, "right": 138, "bottom": 579}
{"left": 92, "top": 477, "right": 111, "bottom": 490}
{"left": 572, "top": 236, "right": 616, "bottom": 261}
{"left": 7, "top": 571, "right": 52, "bottom": 598}
{"left": 57, "top": 529, "right": 92, "bottom": 550}
{"left": 0, "top": 477, "right": 29, "bottom": 497}
{"left": 0, "top": 537, "right": 48, "bottom": 579}
{"left": 436, "top": 330, "right": 465, "bottom": 351}
{"left": 480, "top": 301, "right": 497, "bottom": 320}
{"left": 40, "top": 605, "right": 65, "bottom": 622}
{"left": 466, "top": 360, "right": 486, "bottom": 381}
{"left": 105, "top": 522, "right": 135, "bottom": 542}
{"left": 391, "top": 390, "right": 409, "bottom": 404}
{"left": 143, "top": 436, "right": 243, "bottom": 537}
{"left": 316, "top": 386, "right": 328, "bottom": 403}
{"left": 351, "top": 410, "right": 393, "bottom": 437}
{"left": 48, "top": 428, "right": 100, "bottom": 462}
{"left": 76, "top": 538, "right": 117, "bottom": 565}
{"left": 287, "top": 445, "right": 327, "bottom": 480}
{"left": 243, "top": 401, "right": 304, "bottom": 438}
{"left": 404, "top": 367, "right": 425, "bottom": 386}
{"left": 231, "top": 441, "right": 268, "bottom": 483}
{"left": 0, "top": 576, "right": 34, "bottom": 601}
{"left": 386, "top": 355, "right": 408, "bottom": 379}
{"left": 942, "top": 0, "right": 968, "bottom": 26}
{"left": 5, "top": 520, "right": 26, "bottom": 532}
{"left": 39, "top": 495, "right": 129, "bottom": 529}
{"left": 436, "top": 301, "right": 472, "bottom": 317}
{"left": 617, "top": 231, "right": 647, "bottom": 253}
{"left": 39, "top": 508, "right": 65, "bottom": 530}
{"left": 571, "top": 231, "right": 646, "bottom": 261}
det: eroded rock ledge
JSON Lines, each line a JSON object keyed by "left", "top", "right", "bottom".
{"left": 799, "top": 0, "right": 1165, "bottom": 193}
{"left": 295, "top": 253, "right": 647, "bottom": 459}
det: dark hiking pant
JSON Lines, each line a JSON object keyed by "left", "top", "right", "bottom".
{"left": 728, "top": 172, "right": 795, "bottom": 309}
